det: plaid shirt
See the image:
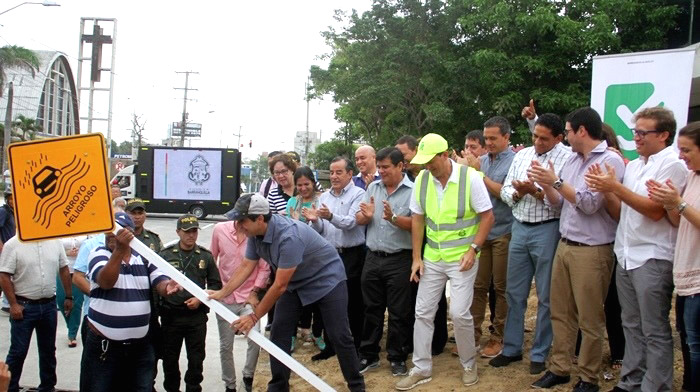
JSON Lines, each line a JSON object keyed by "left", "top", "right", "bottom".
{"left": 500, "top": 143, "right": 571, "bottom": 223}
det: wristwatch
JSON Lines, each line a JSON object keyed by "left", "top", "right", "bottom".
{"left": 677, "top": 201, "right": 688, "bottom": 215}
{"left": 391, "top": 213, "right": 398, "bottom": 223}
{"left": 470, "top": 243, "right": 481, "bottom": 253}
{"left": 552, "top": 178, "right": 564, "bottom": 190}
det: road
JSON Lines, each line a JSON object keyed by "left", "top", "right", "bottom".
{"left": 0, "top": 214, "right": 268, "bottom": 392}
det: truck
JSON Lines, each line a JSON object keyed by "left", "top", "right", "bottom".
{"left": 111, "top": 146, "right": 242, "bottom": 219}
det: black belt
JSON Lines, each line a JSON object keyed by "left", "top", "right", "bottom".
{"left": 336, "top": 245, "right": 364, "bottom": 254}
{"left": 15, "top": 295, "right": 56, "bottom": 304}
{"left": 520, "top": 218, "right": 559, "bottom": 227}
{"left": 560, "top": 238, "right": 613, "bottom": 247}
{"left": 370, "top": 249, "right": 411, "bottom": 258}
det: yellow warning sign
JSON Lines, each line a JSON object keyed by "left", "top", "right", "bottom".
{"left": 8, "top": 133, "right": 114, "bottom": 242}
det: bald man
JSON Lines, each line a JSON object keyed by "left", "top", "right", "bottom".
{"left": 353, "top": 146, "right": 379, "bottom": 190}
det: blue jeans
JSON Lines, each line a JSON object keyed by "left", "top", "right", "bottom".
{"left": 269, "top": 281, "right": 364, "bottom": 391}
{"left": 5, "top": 300, "right": 58, "bottom": 392}
{"left": 80, "top": 328, "right": 155, "bottom": 392}
{"left": 502, "top": 220, "right": 559, "bottom": 362}
{"left": 683, "top": 294, "right": 700, "bottom": 392}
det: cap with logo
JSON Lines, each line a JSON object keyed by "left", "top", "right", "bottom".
{"left": 115, "top": 211, "right": 135, "bottom": 229}
{"left": 125, "top": 198, "right": 146, "bottom": 212}
{"left": 177, "top": 214, "right": 199, "bottom": 230}
{"left": 225, "top": 193, "right": 270, "bottom": 221}
{"left": 410, "top": 133, "right": 449, "bottom": 165}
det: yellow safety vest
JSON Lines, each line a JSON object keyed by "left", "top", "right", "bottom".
{"left": 415, "top": 164, "right": 480, "bottom": 262}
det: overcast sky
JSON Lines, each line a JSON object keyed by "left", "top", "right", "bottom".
{"left": 0, "top": 0, "right": 370, "bottom": 160}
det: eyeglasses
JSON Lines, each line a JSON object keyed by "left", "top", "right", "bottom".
{"left": 273, "top": 169, "right": 290, "bottom": 176}
{"left": 631, "top": 128, "right": 662, "bottom": 138}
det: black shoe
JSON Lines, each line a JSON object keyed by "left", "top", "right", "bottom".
{"left": 489, "top": 353, "right": 523, "bottom": 367}
{"left": 311, "top": 348, "right": 336, "bottom": 361}
{"left": 609, "top": 388, "right": 628, "bottom": 392}
{"left": 532, "top": 371, "right": 571, "bottom": 389}
{"left": 358, "top": 358, "right": 379, "bottom": 374}
{"left": 265, "top": 324, "right": 272, "bottom": 331}
{"left": 391, "top": 361, "right": 408, "bottom": 376}
{"left": 225, "top": 388, "right": 236, "bottom": 392}
{"left": 573, "top": 379, "right": 599, "bottom": 392}
{"left": 242, "top": 376, "right": 253, "bottom": 392}
{"left": 448, "top": 336, "right": 456, "bottom": 343}
{"left": 530, "top": 361, "right": 546, "bottom": 374}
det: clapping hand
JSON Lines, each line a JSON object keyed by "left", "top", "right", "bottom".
{"left": 584, "top": 163, "right": 618, "bottom": 193}
{"left": 301, "top": 205, "right": 320, "bottom": 222}
{"left": 512, "top": 179, "right": 537, "bottom": 195}
{"left": 646, "top": 179, "right": 682, "bottom": 209}
{"left": 318, "top": 203, "right": 332, "bottom": 220}
{"left": 382, "top": 200, "right": 394, "bottom": 222}
{"left": 359, "top": 196, "right": 375, "bottom": 220}
{"left": 527, "top": 160, "right": 557, "bottom": 186}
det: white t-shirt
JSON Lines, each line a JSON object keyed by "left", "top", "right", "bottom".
{"left": 410, "top": 160, "right": 492, "bottom": 215}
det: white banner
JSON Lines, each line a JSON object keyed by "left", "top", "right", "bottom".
{"left": 153, "top": 149, "right": 222, "bottom": 201}
{"left": 591, "top": 48, "right": 696, "bottom": 159}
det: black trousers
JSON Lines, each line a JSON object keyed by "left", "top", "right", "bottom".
{"left": 359, "top": 250, "right": 413, "bottom": 362}
{"left": 160, "top": 310, "right": 207, "bottom": 392}
{"left": 339, "top": 245, "right": 366, "bottom": 349}
{"left": 269, "top": 281, "right": 365, "bottom": 391}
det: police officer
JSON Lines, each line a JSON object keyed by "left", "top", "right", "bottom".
{"left": 159, "top": 214, "right": 222, "bottom": 392}
{"left": 126, "top": 198, "right": 163, "bottom": 252}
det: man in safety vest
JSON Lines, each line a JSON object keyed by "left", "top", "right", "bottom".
{"left": 396, "top": 133, "right": 494, "bottom": 390}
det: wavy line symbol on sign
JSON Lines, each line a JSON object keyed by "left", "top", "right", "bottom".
{"left": 31, "top": 155, "right": 91, "bottom": 228}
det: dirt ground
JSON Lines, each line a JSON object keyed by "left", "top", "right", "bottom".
{"left": 252, "top": 285, "right": 687, "bottom": 391}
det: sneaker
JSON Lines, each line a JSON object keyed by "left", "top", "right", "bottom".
{"left": 395, "top": 369, "right": 432, "bottom": 391}
{"left": 242, "top": 376, "right": 253, "bottom": 392}
{"left": 391, "top": 361, "right": 408, "bottom": 376}
{"left": 481, "top": 339, "right": 503, "bottom": 358}
{"left": 359, "top": 358, "right": 380, "bottom": 374}
{"left": 532, "top": 371, "right": 571, "bottom": 389}
{"left": 314, "top": 335, "right": 326, "bottom": 351}
{"left": 488, "top": 353, "right": 522, "bottom": 368}
{"left": 299, "top": 328, "right": 313, "bottom": 343}
{"left": 573, "top": 379, "right": 599, "bottom": 392}
{"left": 462, "top": 365, "right": 478, "bottom": 386}
{"left": 311, "top": 348, "right": 335, "bottom": 361}
{"left": 265, "top": 323, "right": 272, "bottom": 332}
{"left": 529, "top": 361, "right": 546, "bottom": 375}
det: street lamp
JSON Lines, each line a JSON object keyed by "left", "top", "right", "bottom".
{"left": 0, "top": 1, "right": 60, "bottom": 16}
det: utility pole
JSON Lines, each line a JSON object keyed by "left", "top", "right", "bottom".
{"left": 174, "top": 71, "right": 198, "bottom": 147}
{"left": 304, "top": 76, "right": 311, "bottom": 165}
{"left": 2, "top": 82, "right": 13, "bottom": 179}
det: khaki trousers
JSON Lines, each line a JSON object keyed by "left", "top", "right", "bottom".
{"left": 470, "top": 233, "right": 510, "bottom": 342}
{"left": 549, "top": 241, "right": 614, "bottom": 384}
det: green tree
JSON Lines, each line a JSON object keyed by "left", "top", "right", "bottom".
{"left": 0, "top": 45, "right": 40, "bottom": 96}
{"left": 310, "top": 0, "right": 680, "bottom": 148}
{"left": 12, "top": 114, "right": 41, "bottom": 141}
{"left": 117, "top": 140, "right": 133, "bottom": 155}
{"left": 309, "top": 139, "right": 356, "bottom": 170}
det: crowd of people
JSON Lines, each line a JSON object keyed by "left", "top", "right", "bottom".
{"left": 0, "top": 102, "right": 698, "bottom": 392}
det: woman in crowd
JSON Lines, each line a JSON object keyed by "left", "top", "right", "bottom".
{"left": 647, "top": 121, "right": 700, "bottom": 392}
{"left": 266, "top": 154, "right": 297, "bottom": 215}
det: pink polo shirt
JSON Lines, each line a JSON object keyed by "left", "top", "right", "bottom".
{"left": 210, "top": 221, "right": 270, "bottom": 305}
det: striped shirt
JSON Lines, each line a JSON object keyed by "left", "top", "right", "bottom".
{"left": 500, "top": 143, "right": 571, "bottom": 223}
{"left": 87, "top": 246, "right": 168, "bottom": 341}
{"left": 267, "top": 185, "right": 294, "bottom": 215}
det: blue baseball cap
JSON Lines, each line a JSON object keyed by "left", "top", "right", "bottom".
{"left": 115, "top": 211, "right": 135, "bottom": 229}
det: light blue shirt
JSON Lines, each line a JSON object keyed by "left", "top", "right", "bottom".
{"left": 479, "top": 148, "right": 515, "bottom": 240}
{"left": 363, "top": 175, "right": 413, "bottom": 253}
{"left": 73, "top": 234, "right": 105, "bottom": 315}
{"left": 311, "top": 181, "right": 366, "bottom": 248}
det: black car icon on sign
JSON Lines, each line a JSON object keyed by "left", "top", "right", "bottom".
{"left": 33, "top": 166, "right": 61, "bottom": 199}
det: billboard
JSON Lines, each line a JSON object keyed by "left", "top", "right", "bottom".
{"left": 152, "top": 149, "right": 221, "bottom": 201}
{"left": 591, "top": 47, "right": 696, "bottom": 159}
{"left": 171, "top": 122, "right": 202, "bottom": 138}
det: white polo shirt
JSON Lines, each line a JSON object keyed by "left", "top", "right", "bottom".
{"left": 615, "top": 146, "right": 688, "bottom": 270}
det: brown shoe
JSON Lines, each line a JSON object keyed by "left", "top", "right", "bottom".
{"left": 480, "top": 339, "right": 503, "bottom": 358}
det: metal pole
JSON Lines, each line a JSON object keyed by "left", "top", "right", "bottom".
{"left": 689, "top": 0, "right": 695, "bottom": 45}
{"left": 179, "top": 72, "right": 189, "bottom": 147}
{"left": 2, "top": 82, "right": 14, "bottom": 177}
{"left": 304, "top": 77, "right": 310, "bottom": 165}
{"left": 106, "top": 19, "right": 117, "bottom": 157}
{"left": 76, "top": 18, "right": 85, "bottom": 131}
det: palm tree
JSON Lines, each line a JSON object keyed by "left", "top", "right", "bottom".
{"left": 12, "top": 114, "right": 41, "bottom": 141}
{"left": 0, "top": 45, "right": 40, "bottom": 96}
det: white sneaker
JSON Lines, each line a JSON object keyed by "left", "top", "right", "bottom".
{"left": 462, "top": 365, "right": 478, "bottom": 386}
{"left": 395, "top": 369, "right": 432, "bottom": 391}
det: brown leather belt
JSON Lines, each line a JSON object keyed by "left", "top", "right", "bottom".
{"left": 15, "top": 295, "right": 56, "bottom": 304}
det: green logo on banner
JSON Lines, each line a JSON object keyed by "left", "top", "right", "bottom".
{"left": 603, "top": 83, "right": 663, "bottom": 160}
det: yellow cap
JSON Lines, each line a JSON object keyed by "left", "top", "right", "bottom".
{"left": 410, "top": 133, "right": 448, "bottom": 165}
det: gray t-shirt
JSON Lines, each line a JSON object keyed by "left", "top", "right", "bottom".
{"left": 364, "top": 175, "right": 413, "bottom": 253}
{"left": 245, "top": 214, "right": 347, "bottom": 306}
